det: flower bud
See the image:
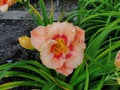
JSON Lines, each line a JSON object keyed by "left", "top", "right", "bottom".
{"left": 117, "top": 78, "right": 120, "bottom": 85}
{"left": 18, "top": 36, "right": 34, "bottom": 50}
{"left": 115, "top": 50, "right": 120, "bottom": 69}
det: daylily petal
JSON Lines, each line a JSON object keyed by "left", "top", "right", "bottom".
{"left": 115, "top": 50, "right": 120, "bottom": 69}
{"left": 64, "top": 26, "right": 85, "bottom": 68}
{"left": 47, "top": 22, "right": 76, "bottom": 45}
{"left": 0, "top": 4, "right": 8, "bottom": 12}
{"left": 0, "top": 0, "right": 8, "bottom": 5}
{"left": 0, "top": 0, "right": 17, "bottom": 12}
{"left": 74, "top": 26, "right": 85, "bottom": 43}
{"left": 65, "top": 42, "right": 86, "bottom": 68}
{"left": 31, "top": 26, "right": 47, "bottom": 51}
{"left": 56, "top": 64, "right": 74, "bottom": 76}
{"left": 40, "top": 40, "right": 65, "bottom": 69}
{"left": 116, "top": 50, "right": 120, "bottom": 60}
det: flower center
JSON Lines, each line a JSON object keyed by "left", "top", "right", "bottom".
{"left": 52, "top": 38, "right": 68, "bottom": 55}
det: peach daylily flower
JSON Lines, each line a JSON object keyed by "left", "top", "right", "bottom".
{"left": 115, "top": 50, "right": 120, "bottom": 69}
{"left": 0, "top": 0, "right": 17, "bottom": 12}
{"left": 31, "top": 22, "right": 86, "bottom": 76}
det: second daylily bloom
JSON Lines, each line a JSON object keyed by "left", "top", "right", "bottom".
{"left": 115, "top": 50, "right": 120, "bottom": 69}
{"left": 31, "top": 22, "right": 86, "bottom": 76}
{"left": 0, "top": 0, "right": 17, "bottom": 12}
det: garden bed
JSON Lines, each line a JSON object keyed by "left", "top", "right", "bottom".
{"left": 0, "top": 20, "right": 37, "bottom": 64}
{"left": 0, "top": 0, "right": 120, "bottom": 90}
{"left": 0, "top": 0, "right": 77, "bottom": 64}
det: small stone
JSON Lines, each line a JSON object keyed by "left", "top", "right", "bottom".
{"left": 6, "top": 59, "right": 13, "bottom": 63}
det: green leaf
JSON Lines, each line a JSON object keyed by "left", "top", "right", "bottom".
{"left": 49, "top": 0, "right": 54, "bottom": 24}
{"left": 0, "top": 81, "right": 40, "bottom": 90}
{"left": 5, "top": 71, "right": 47, "bottom": 85}
{"left": 80, "top": 11, "right": 120, "bottom": 25}
{"left": 96, "top": 75, "right": 106, "bottom": 90}
{"left": 23, "top": 60, "right": 50, "bottom": 74}
{"left": 0, "top": 60, "right": 51, "bottom": 82}
{"left": 0, "top": 63, "right": 17, "bottom": 80}
{"left": 50, "top": 78, "right": 73, "bottom": 90}
{"left": 95, "top": 40, "right": 120, "bottom": 61}
{"left": 84, "top": 61, "right": 89, "bottom": 90}
{"left": 13, "top": 64, "right": 51, "bottom": 82}
{"left": 28, "top": 4, "right": 44, "bottom": 26}
{"left": 42, "top": 83, "right": 56, "bottom": 90}
{"left": 0, "top": 60, "right": 72, "bottom": 90}
{"left": 86, "top": 18, "right": 120, "bottom": 58}
{"left": 39, "top": 0, "right": 49, "bottom": 25}
{"left": 70, "top": 61, "right": 85, "bottom": 84}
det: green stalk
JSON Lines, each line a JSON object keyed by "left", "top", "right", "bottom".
{"left": 84, "top": 61, "right": 89, "bottom": 90}
{"left": 28, "top": 4, "right": 44, "bottom": 25}
{"left": 96, "top": 75, "right": 106, "bottom": 90}
{"left": 39, "top": 0, "right": 49, "bottom": 25}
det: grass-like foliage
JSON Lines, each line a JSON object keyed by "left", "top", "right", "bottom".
{"left": 0, "top": 0, "right": 120, "bottom": 89}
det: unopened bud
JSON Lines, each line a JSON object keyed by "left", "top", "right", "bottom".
{"left": 115, "top": 51, "right": 120, "bottom": 69}
{"left": 18, "top": 36, "right": 34, "bottom": 50}
{"left": 117, "top": 78, "right": 120, "bottom": 85}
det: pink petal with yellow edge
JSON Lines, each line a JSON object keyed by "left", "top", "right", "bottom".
{"left": 47, "top": 22, "right": 76, "bottom": 45}
{"left": 115, "top": 60, "right": 120, "bottom": 69}
{"left": 31, "top": 26, "right": 47, "bottom": 51}
{"left": 64, "top": 26, "right": 86, "bottom": 68}
{"left": 0, "top": 4, "right": 8, "bottom": 12}
{"left": 74, "top": 26, "right": 85, "bottom": 43}
{"left": 40, "top": 40, "right": 65, "bottom": 69}
{"left": 0, "top": 0, "right": 17, "bottom": 12}
{"left": 65, "top": 42, "right": 86, "bottom": 68}
{"left": 56, "top": 64, "right": 74, "bottom": 76}
{"left": 115, "top": 51, "right": 120, "bottom": 69}
{"left": 116, "top": 51, "right": 120, "bottom": 60}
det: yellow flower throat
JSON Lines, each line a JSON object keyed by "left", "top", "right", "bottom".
{"left": 52, "top": 38, "right": 68, "bottom": 55}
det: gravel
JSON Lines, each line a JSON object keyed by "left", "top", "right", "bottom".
{"left": 0, "top": 20, "right": 39, "bottom": 64}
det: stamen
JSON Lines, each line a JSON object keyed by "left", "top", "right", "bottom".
{"left": 51, "top": 38, "right": 68, "bottom": 56}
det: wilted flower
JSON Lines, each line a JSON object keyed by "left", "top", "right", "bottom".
{"left": 31, "top": 22, "right": 86, "bottom": 76}
{"left": 115, "top": 50, "right": 120, "bottom": 69}
{"left": 0, "top": 0, "right": 17, "bottom": 12}
{"left": 18, "top": 36, "right": 34, "bottom": 50}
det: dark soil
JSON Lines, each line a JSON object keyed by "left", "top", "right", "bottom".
{"left": 0, "top": 20, "right": 40, "bottom": 64}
